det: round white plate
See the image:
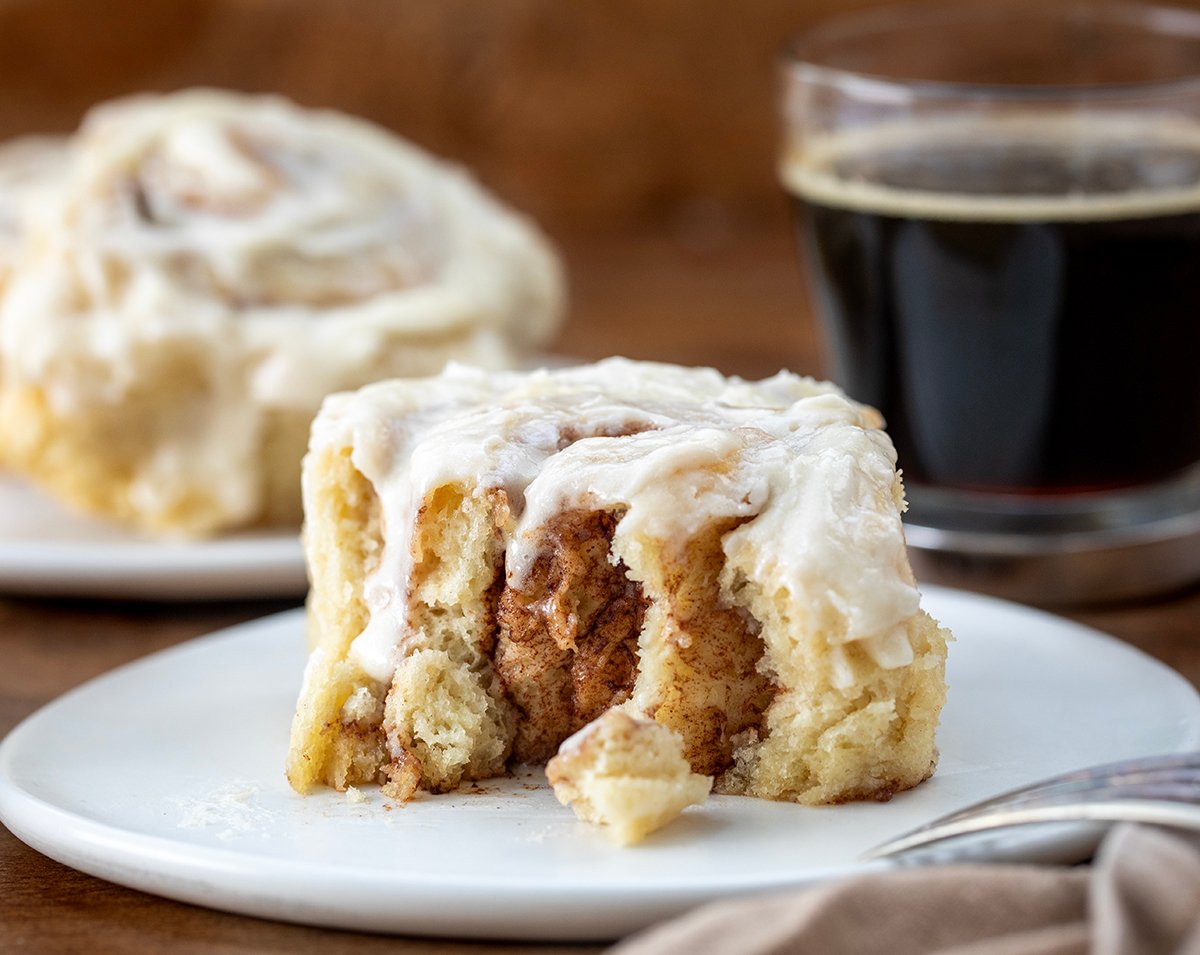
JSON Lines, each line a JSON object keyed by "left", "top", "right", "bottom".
{"left": 0, "top": 476, "right": 305, "bottom": 600}
{"left": 1, "top": 586, "right": 1197, "bottom": 940}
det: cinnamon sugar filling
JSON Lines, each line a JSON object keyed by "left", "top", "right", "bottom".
{"left": 491, "top": 509, "right": 776, "bottom": 778}
{"left": 494, "top": 509, "right": 645, "bottom": 764}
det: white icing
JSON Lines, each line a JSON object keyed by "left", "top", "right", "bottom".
{"left": 307, "top": 358, "right": 921, "bottom": 682}
{"left": 507, "top": 424, "right": 768, "bottom": 581}
{"left": 0, "top": 89, "right": 562, "bottom": 527}
{"left": 0, "top": 135, "right": 69, "bottom": 279}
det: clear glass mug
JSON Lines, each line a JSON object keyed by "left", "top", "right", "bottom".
{"left": 780, "top": 1, "right": 1200, "bottom": 601}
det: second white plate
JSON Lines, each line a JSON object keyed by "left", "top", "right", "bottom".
{"left": 0, "top": 476, "right": 305, "bottom": 600}
{"left": 1, "top": 586, "right": 1197, "bottom": 940}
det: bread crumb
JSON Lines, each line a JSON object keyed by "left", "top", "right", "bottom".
{"left": 547, "top": 710, "right": 711, "bottom": 846}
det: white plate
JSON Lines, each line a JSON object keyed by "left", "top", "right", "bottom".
{"left": 1, "top": 586, "right": 1197, "bottom": 940}
{"left": 0, "top": 476, "right": 305, "bottom": 600}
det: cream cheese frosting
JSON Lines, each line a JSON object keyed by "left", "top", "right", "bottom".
{"left": 306, "top": 358, "right": 921, "bottom": 686}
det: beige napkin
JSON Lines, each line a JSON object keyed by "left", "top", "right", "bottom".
{"left": 610, "top": 825, "right": 1200, "bottom": 955}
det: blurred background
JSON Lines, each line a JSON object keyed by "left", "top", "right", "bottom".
{"left": 0, "top": 0, "right": 915, "bottom": 379}
{"left": 11, "top": 0, "right": 1200, "bottom": 370}
{"left": 0, "top": 0, "right": 840, "bottom": 230}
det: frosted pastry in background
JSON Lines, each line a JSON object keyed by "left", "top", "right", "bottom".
{"left": 0, "top": 136, "right": 68, "bottom": 419}
{"left": 286, "top": 358, "right": 949, "bottom": 842}
{"left": 0, "top": 89, "right": 562, "bottom": 535}
{"left": 0, "top": 135, "right": 68, "bottom": 286}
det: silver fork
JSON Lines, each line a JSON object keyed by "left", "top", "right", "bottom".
{"left": 863, "top": 751, "right": 1200, "bottom": 862}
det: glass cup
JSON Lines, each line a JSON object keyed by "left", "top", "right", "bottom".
{"left": 780, "top": 0, "right": 1200, "bottom": 603}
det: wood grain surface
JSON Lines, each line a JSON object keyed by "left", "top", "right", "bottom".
{"left": 2, "top": 0, "right": 1200, "bottom": 948}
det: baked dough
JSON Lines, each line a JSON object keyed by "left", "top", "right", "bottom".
{"left": 547, "top": 710, "right": 712, "bottom": 845}
{"left": 287, "top": 358, "right": 949, "bottom": 837}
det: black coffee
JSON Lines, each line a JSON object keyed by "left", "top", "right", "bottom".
{"left": 787, "top": 126, "right": 1200, "bottom": 494}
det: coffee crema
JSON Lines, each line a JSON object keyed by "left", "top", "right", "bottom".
{"left": 784, "top": 116, "right": 1200, "bottom": 494}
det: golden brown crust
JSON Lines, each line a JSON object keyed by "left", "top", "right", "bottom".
{"left": 382, "top": 748, "right": 423, "bottom": 803}
{"left": 286, "top": 445, "right": 384, "bottom": 793}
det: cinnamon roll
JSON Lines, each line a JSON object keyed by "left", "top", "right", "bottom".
{"left": 0, "top": 90, "right": 562, "bottom": 534}
{"left": 286, "top": 358, "right": 949, "bottom": 841}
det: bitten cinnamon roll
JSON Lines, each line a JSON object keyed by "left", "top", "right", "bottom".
{"left": 0, "top": 90, "right": 562, "bottom": 535}
{"left": 286, "top": 359, "right": 950, "bottom": 843}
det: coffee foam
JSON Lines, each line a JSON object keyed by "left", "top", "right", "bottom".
{"left": 782, "top": 113, "right": 1200, "bottom": 222}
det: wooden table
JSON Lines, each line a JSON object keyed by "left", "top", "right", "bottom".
{"left": 2, "top": 225, "right": 1197, "bottom": 954}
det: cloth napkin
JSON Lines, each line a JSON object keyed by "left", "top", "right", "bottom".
{"left": 609, "top": 825, "right": 1200, "bottom": 955}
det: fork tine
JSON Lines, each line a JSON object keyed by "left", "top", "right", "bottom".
{"left": 939, "top": 768, "right": 1200, "bottom": 821}
{"left": 1017, "top": 782, "right": 1200, "bottom": 805}
{"left": 864, "top": 800, "right": 1200, "bottom": 861}
{"left": 1037, "top": 762, "right": 1200, "bottom": 794}
{"left": 1044, "top": 751, "right": 1200, "bottom": 782}
{"left": 863, "top": 752, "right": 1200, "bottom": 861}
{"left": 927, "top": 753, "right": 1200, "bottom": 822}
